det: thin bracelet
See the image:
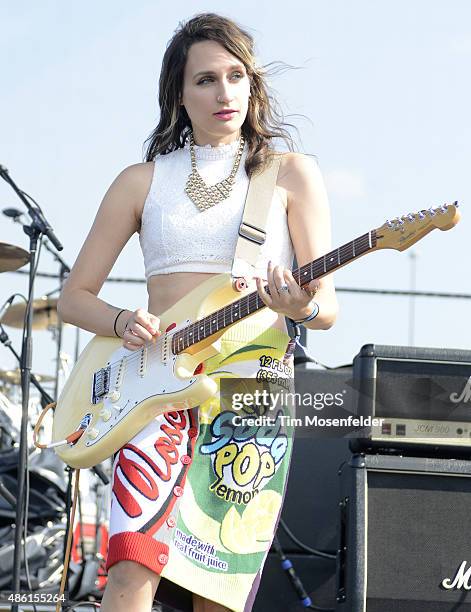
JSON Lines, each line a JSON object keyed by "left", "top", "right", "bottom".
{"left": 113, "top": 309, "right": 127, "bottom": 337}
{"left": 293, "top": 301, "right": 319, "bottom": 325}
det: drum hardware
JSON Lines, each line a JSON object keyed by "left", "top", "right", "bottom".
{"left": 0, "top": 292, "right": 75, "bottom": 399}
{"left": 0, "top": 391, "right": 20, "bottom": 449}
{"left": 0, "top": 162, "right": 65, "bottom": 608}
{"left": 47, "top": 322, "right": 74, "bottom": 398}
{"left": 0, "top": 368, "right": 55, "bottom": 385}
{"left": 1, "top": 296, "right": 62, "bottom": 330}
{"left": 1, "top": 172, "right": 103, "bottom": 608}
{"left": 0, "top": 323, "right": 54, "bottom": 407}
{"left": 2, "top": 204, "right": 72, "bottom": 396}
{"left": 0, "top": 241, "right": 29, "bottom": 272}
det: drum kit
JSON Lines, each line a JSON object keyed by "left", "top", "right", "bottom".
{"left": 0, "top": 240, "right": 112, "bottom": 604}
{"left": 0, "top": 174, "right": 172, "bottom": 612}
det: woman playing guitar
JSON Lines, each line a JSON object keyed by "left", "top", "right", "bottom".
{"left": 57, "top": 12, "right": 338, "bottom": 612}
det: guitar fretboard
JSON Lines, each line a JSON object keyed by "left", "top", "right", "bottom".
{"left": 171, "top": 230, "right": 376, "bottom": 354}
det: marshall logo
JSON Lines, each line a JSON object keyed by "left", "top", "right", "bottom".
{"left": 450, "top": 376, "right": 471, "bottom": 404}
{"left": 442, "top": 561, "right": 471, "bottom": 590}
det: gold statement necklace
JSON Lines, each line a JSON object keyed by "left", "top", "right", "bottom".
{"left": 184, "top": 131, "right": 245, "bottom": 211}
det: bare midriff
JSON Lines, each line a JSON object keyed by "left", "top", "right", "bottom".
{"left": 146, "top": 271, "right": 289, "bottom": 335}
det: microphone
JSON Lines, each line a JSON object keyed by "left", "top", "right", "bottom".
{"left": 2, "top": 207, "right": 26, "bottom": 225}
{"left": 0, "top": 295, "right": 16, "bottom": 321}
{"left": 3, "top": 207, "right": 23, "bottom": 219}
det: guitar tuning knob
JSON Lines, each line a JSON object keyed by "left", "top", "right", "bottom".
{"left": 397, "top": 218, "right": 405, "bottom": 226}
{"left": 440, "top": 204, "right": 448, "bottom": 213}
{"left": 407, "top": 213, "right": 415, "bottom": 222}
{"left": 386, "top": 219, "right": 394, "bottom": 228}
{"left": 428, "top": 207, "right": 436, "bottom": 216}
{"left": 418, "top": 211, "right": 426, "bottom": 219}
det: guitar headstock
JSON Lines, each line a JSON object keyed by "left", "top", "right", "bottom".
{"left": 376, "top": 202, "right": 461, "bottom": 251}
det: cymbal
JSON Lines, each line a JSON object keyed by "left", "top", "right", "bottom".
{"left": 0, "top": 368, "right": 55, "bottom": 385}
{"left": 1, "top": 296, "right": 60, "bottom": 330}
{"left": 0, "top": 242, "right": 30, "bottom": 272}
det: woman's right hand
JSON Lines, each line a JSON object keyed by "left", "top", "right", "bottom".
{"left": 120, "top": 308, "right": 162, "bottom": 350}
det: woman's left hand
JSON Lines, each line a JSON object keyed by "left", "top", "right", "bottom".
{"left": 255, "top": 260, "right": 320, "bottom": 321}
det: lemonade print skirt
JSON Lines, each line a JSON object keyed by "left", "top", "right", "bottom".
{"left": 106, "top": 320, "right": 296, "bottom": 612}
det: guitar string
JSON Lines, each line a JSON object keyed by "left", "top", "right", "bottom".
{"left": 105, "top": 233, "right": 374, "bottom": 376}
{"left": 103, "top": 233, "right": 375, "bottom": 378}
{"left": 99, "top": 204, "right": 450, "bottom": 381}
{"left": 106, "top": 204, "right": 449, "bottom": 375}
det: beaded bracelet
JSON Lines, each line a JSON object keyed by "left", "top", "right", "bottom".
{"left": 292, "top": 301, "right": 320, "bottom": 325}
{"left": 113, "top": 309, "right": 127, "bottom": 337}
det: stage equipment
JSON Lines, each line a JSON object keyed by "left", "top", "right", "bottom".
{"left": 336, "top": 453, "right": 471, "bottom": 611}
{"left": 350, "top": 344, "right": 471, "bottom": 456}
{"left": 49, "top": 203, "right": 460, "bottom": 468}
{"left": 0, "top": 241, "right": 29, "bottom": 272}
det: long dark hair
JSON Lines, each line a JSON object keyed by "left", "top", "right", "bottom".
{"left": 143, "top": 12, "right": 297, "bottom": 177}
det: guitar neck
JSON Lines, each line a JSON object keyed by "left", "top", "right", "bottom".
{"left": 172, "top": 230, "right": 377, "bottom": 354}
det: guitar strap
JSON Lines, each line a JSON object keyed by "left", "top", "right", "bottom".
{"left": 231, "top": 151, "right": 284, "bottom": 285}
{"left": 230, "top": 150, "right": 303, "bottom": 352}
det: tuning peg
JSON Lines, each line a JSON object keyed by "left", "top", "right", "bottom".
{"left": 428, "top": 207, "right": 436, "bottom": 216}
{"left": 386, "top": 219, "right": 394, "bottom": 228}
{"left": 454, "top": 201, "right": 459, "bottom": 208}
{"left": 407, "top": 213, "right": 415, "bottom": 222}
{"left": 418, "top": 211, "right": 426, "bottom": 219}
{"left": 396, "top": 218, "right": 405, "bottom": 226}
{"left": 439, "top": 204, "right": 448, "bottom": 213}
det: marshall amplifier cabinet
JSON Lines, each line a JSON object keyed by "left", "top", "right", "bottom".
{"left": 349, "top": 344, "right": 471, "bottom": 456}
{"left": 336, "top": 453, "right": 471, "bottom": 612}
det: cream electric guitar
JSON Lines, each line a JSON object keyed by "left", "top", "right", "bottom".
{"left": 50, "top": 203, "right": 460, "bottom": 468}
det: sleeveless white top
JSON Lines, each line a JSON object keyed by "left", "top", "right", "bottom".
{"left": 139, "top": 139, "right": 294, "bottom": 280}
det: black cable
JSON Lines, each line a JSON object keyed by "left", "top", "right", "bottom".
{"left": 1, "top": 292, "right": 29, "bottom": 307}
{"left": 20, "top": 190, "right": 40, "bottom": 207}
{"left": 77, "top": 484, "right": 86, "bottom": 566}
{"left": 272, "top": 535, "right": 334, "bottom": 612}
{"left": 19, "top": 236, "right": 43, "bottom": 609}
{"left": 62, "top": 467, "right": 74, "bottom": 598}
{"left": 0, "top": 292, "right": 35, "bottom": 605}
{"left": 22, "top": 466, "right": 38, "bottom": 612}
{"left": 278, "top": 518, "right": 336, "bottom": 560}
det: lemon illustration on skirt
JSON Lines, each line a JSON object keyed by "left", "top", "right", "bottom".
{"left": 220, "top": 490, "right": 282, "bottom": 554}
{"left": 243, "top": 490, "right": 282, "bottom": 541}
{"left": 220, "top": 506, "right": 258, "bottom": 554}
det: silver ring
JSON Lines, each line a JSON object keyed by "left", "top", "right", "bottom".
{"left": 278, "top": 284, "right": 289, "bottom": 293}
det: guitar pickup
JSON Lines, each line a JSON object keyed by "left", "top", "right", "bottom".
{"left": 92, "top": 366, "right": 111, "bottom": 404}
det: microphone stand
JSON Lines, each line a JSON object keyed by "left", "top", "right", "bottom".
{"left": 40, "top": 241, "right": 70, "bottom": 401}
{"left": 0, "top": 323, "right": 54, "bottom": 407}
{"left": 0, "top": 164, "right": 62, "bottom": 611}
{"left": 2, "top": 207, "right": 70, "bottom": 401}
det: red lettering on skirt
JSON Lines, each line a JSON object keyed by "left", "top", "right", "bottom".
{"left": 154, "top": 411, "right": 188, "bottom": 480}
{"left": 112, "top": 411, "right": 189, "bottom": 517}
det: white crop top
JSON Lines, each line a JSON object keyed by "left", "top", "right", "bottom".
{"left": 139, "top": 138, "right": 294, "bottom": 280}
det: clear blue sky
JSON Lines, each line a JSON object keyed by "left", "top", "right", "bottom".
{"left": 1, "top": 1, "right": 470, "bottom": 383}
